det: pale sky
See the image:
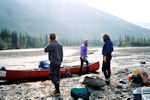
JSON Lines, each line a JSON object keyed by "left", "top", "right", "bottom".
{"left": 79, "top": 0, "right": 150, "bottom": 23}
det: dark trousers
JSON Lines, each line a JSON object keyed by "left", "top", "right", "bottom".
{"left": 49, "top": 62, "right": 60, "bottom": 84}
{"left": 79, "top": 57, "right": 89, "bottom": 73}
{"left": 102, "top": 56, "right": 112, "bottom": 80}
{"left": 49, "top": 62, "right": 60, "bottom": 93}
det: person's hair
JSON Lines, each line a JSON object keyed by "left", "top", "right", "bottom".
{"left": 49, "top": 32, "right": 56, "bottom": 40}
{"left": 101, "top": 33, "right": 110, "bottom": 42}
{"left": 84, "top": 40, "right": 88, "bottom": 43}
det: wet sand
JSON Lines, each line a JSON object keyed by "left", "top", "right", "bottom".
{"left": 0, "top": 47, "right": 150, "bottom": 100}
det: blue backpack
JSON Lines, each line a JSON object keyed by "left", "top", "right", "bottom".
{"left": 71, "top": 88, "right": 91, "bottom": 100}
{"left": 39, "top": 61, "right": 49, "bottom": 70}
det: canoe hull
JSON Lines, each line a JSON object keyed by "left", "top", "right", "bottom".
{"left": 0, "top": 62, "right": 99, "bottom": 80}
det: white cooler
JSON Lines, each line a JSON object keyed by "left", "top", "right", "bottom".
{"left": 133, "top": 87, "right": 150, "bottom": 100}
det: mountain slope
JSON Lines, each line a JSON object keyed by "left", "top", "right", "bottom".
{"left": 135, "top": 22, "right": 150, "bottom": 30}
{"left": 0, "top": 0, "right": 150, "bottom": 40}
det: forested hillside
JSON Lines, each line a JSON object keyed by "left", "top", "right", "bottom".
{"left": 0, "top": 0, "right": 150, "bottom": 40}
{"left": 1, "top": 29, "right": 150, "bottom": 50}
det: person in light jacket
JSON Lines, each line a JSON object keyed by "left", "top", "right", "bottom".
{"left": 79, "top": 40, "right": 89, "bottom": 76}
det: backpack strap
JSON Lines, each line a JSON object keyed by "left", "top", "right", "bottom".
{"left": 87, "top": 88, "right": 91, "bottom": 95}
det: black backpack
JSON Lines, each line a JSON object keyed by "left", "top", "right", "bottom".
{"left": 131, "top": 74, "right": 144, "bottom": 85}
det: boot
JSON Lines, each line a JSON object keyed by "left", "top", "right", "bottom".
{"left": 78, "top": 71, "right": 82, "bottom": 76}
{"left": 105, "top": 78, "right": 110, "bottom": 85}
{"left": 55, "top": 83, "right": 60, "bottom": 93}
{"left": 85, "top": 67, "right": 89, "bottom": 74}
{"left": 105, "top": 81, "right": 110, "bottom": 85}
{"left": 78, "top": 68, "right": 82, "bottom": 76}
{"left": 50, "top": 83, "right": 60, "bottom": 96}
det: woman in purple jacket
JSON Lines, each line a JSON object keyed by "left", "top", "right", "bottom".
{"left": 78, "top": 40, "right": 89, "bottom": 76}
{"left": 101, "top": 33, "right": 113, "bottom": 85}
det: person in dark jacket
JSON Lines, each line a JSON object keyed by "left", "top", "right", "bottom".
{"left": 44, "top": 33, "right": 63, "bottom": 96}
{"left": 78, "top": 40, "right": 89, "bottom": 76}
{"left": 101, "top": 33, "right": 113, "bottom": 85}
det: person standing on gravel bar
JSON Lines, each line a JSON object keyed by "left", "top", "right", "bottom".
{"left": 101, "top": 33, "right": 113, "bottom": 85}
{"left": 44, "top": 33, "right": 63, "bottom": 96}
{"left": 79, "top": 40, "right": 89, "bottom": 76}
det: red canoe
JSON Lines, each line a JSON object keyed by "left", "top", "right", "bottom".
{"left": 0, "top": 62, "right": 99, "bottom": 80}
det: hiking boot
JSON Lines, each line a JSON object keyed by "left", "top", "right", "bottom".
{"left": 85, "top": 71, "right": 89, "bottom": 74}
{"left": 85, "top": 67, "right": 89, "bottom": 74}
{"left": 78, "top": 71, "right": 82, "bottom": 76}
{"left": 105, "top": 81, "right": 110, "bottom": 85}
{"left": 50, "top": 91, "right": 61, "bottom": 96}
{"left": 105, "top": 79, "right": 110, "bottom": 85}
